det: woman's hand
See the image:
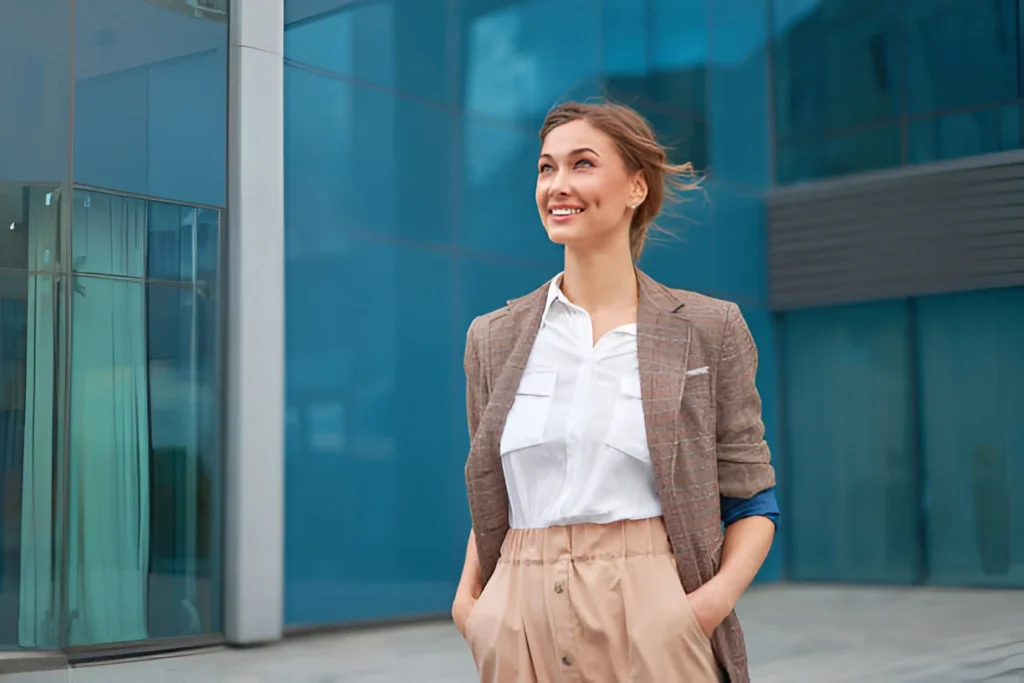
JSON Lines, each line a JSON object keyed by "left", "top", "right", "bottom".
{"left": 686, "top": 580, "right": 735, "bottom": 638}
{"left": 451, "top": 590, "right": 479, "bottom": 638}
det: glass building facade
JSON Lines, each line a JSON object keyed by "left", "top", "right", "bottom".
{"left": 281, "top": 0, "right": 778, "bottom": 629}
{"left": 774, "top": 0, "right": 1024, "bottom": 587}
{"left": 0, "top": 0, "right": 226, "bottom": 653}
{"left": 0, "top": 0, "right": 1021, "bottom": 667}
{"left": 774, "top": 0, "right": 1024, "bottom": 184}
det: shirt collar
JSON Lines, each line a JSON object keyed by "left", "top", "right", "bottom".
{"left": 542, "top": 273, "right": 571, "bottom": 324}
{"left": 541, "top": 272, "right": 639, "bottom": 337}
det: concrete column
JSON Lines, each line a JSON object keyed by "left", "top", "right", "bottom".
{"left": 224, "top": 0, "right": 285, "bottom": 645}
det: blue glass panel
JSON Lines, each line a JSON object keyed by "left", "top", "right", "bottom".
{"left": 146, "top": 282, "right": 222, "bottom": 637}
{"left": 285, "top": 0, "right": 452, "bottom": 105}
{"left": 602, "top": 0, "right": 648, "bottom": 78}
{"left": 782, "top": 301, "right": 918, "bottom": 583}
{"left": 773, "top": 0, "right": 901, "bottom": 137}
{"left": 902, "top": 0, "right": 1018, "bottom": 115}
{"left": 0, "top": 185, "right": 61, "bottom": 273}
{"left": 638, "top": 105, "right": 708, "bottom": 174}
{"left": 461, "top": 0, "right": 601, "bottom": 127}
{"left": 71, "top": 189, "right": 146, "bottom": 278}
{"left": 708, "top": 0, "right": 770, "bottom": 189}
{"left": 148, "top": 202, "right": 194, "bottom": 282}
{"left": 777, "top": 125, "right": 901, "bottom": 185}
{"left": 635, "top": 190, "right": 715, "bottom": 293}
{"left": 145, "top": 49, "right": 228, "bottom": 207}
{"left": 0, "top": 273, "right": 59, "bottom": 649}
{"left": 704, "top": 182, "right": 766, "bottom": 304}
{"left": 147, "top": 201, "right": 219, "bottom": 285}
{"left": 0, "top": 0, "right": 72, "bottom": 183}
{"left": 73, "top": 0, "right": 227, "bottom": 206}
{"left": 649, "top": 0, "right": 708, "bottom": 116}
{"left": 460, "top": 117, "right": 560, "bottom": 266}
{"left": 458, "top": 257, "right": 554, "bottom": 334}
{"left": 284, "top": 239, "right": 460, "bottom": 625}
{"left": 917, "top": 288, "right": 1024, "bottom": 587}
{"left": 908, "top": 105, "right": 1024, "bottom": 165}
{"left": 285, "top": 64, "right": 455, "bottom": 247}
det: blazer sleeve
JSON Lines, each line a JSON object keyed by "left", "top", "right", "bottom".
{"left": 464, "top": 317, "right": 487, "bottom": 444}
{"left": 716, "top": 302, "right": 776, "bottom": 499}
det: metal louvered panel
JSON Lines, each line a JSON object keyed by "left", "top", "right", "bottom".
{"left": 767, "top": 149, "right": 1024, "bottom": 310}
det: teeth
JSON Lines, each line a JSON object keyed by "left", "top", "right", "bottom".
{"left": 551, "top": 208, "right": 582, "bottom": 216}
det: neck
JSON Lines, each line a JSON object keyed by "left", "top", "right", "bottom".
{"left": 560, "top": 241, "right": 638, "bottom": 313}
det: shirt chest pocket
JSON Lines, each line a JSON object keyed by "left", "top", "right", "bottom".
{"left": 604, "top": 375, "right": 650, "bottom": 463}
{"left": 499, "top": 369, "right": 557, "bottom": 456}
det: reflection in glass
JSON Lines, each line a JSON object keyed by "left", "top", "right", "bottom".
{"left": 773, "top": 0, "right": 900, "bottom": 137}
{"left": 462, "top": 0, "right": 601, "bottom": 125}
{"left": 284, "top": 0, "right": 452, "bottom": 105}
{"left": 776, "top": 125, "right": 901, "bottom": 184}
{"left": 648, "top": 0, "right": 707, "bottom": 115}
{"left": 63, "top": 190, "right": 221, "bottom": 645}
{"left": 0, "top": 184, "right": 61, "bottom": 272}
{"left": 146, "top": 283, "right": 220, "bottom": 638}
{"left": 0, "top": 0, "right": 72, "bottom": 183}
{"left": 73, "top": 0, "right": 228, "bottom": 205}
{"left": 902, "top": 0, "right": 1018, "bottom": 115}
{"left": 908, "top": 105, "right": 1023, "bottom": 165}
{"left": 147, "top": 201, "right": 220, "bottom": 284}
{"left": 72, "top": 190, "right": 145, "bottom": 277}
{"left": 0, "top": 273, "right": 58, "bottom": 649}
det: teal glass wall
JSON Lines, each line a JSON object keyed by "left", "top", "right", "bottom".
{"left": 773, "top": 0, "right": 1024, "bottom": 184}
{"left": 283, "top": 0, "right": 779, "bottom": 627}
{"left": 917, "top": 288, "right": 1024, "bottom": 587}
{"left": 781, "top": 289, "right": 1024, "bottom": 587}
{"left": 781, "top": 301, "right": 919, "bottom": 583}
{"left": 0, "top": 0, "right": 226, "bottom": 651}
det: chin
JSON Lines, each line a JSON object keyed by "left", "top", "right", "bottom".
{"left": 543, "top": 222, "right": 585, "bottom": 247}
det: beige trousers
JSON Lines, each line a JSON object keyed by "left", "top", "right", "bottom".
{"left": 465, "top": 517, "right": 722, "bottom": 683}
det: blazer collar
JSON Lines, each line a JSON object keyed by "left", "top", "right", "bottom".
{"left": 503, "top": 268, "right": 686, "bottom": 318}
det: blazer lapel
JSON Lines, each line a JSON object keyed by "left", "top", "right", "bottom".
{"left": 636, "top": 270, "right": 693, "bottom": 535}
{"left": 471, "top": 284, "right": 547, "bottom": 535}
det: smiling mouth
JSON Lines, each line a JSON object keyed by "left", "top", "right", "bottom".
{"left": 550, "top": 208, "right": 584, "bottom": 216}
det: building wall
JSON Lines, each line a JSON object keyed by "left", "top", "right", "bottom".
{"left": 282, "top": 0, "right": 778, "bottom": 628}
{"left": 771, "top": 0, "right": 1024, "bottom": 587}
{"left": 0, "top": 0, "right": 228, "bottom": 651}
{"left": 773, "top": 0, "right": 1024, "bottom": 185}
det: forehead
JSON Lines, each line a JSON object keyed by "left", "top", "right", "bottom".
{"left": 540, "top": 119, "right": 617, "bottom": 157}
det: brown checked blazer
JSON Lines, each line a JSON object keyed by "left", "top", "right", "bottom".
{"left": 463, "top": 269, "right": 775, "bottom": 683}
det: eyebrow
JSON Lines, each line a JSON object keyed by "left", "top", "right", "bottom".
{"left": 539, "top": 147, "right": 601, "bottom": 160}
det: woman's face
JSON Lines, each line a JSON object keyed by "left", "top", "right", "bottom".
{"left": 536, "top": 119, "right": 645, "bottom": 254}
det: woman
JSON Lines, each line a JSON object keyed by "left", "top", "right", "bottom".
{"left": 452, "top": 101, "right": 779, "bottom": 683}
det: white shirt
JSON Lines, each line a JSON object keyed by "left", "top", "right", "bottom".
{"left": 499, "top": 276, "right": 663, "bottom": 529}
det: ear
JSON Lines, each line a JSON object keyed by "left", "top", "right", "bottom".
{"left": 629, "top": 172, "right": 648, "bottom": 208}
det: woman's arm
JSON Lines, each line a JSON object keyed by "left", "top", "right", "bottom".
{"left": 689, "top": 302, "right": 777, "bottom": 636}
{"left": 457, "top": 530, "right": 482, "bottom": 599}
{"left": 453, "top": 322, "right": 486, "bottom": 635}
{"left": 712, "top": 516, "right": 775, "bottom": 602}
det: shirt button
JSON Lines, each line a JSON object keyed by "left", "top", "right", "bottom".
{"left": 562, "top": 655, "right": 573, "bottom": 666}
{"left": 554, "top": 581, "right": 565, "bottom": 594}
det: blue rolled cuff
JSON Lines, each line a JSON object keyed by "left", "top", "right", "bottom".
{"left": 720, "top": 487, "right": 780, "bottom": 528}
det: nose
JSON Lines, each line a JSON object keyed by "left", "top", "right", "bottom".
{"left": 548, "top": 167, "right": 572, "bottom": 197}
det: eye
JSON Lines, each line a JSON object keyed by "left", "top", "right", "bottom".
{"left": 539, "top": 162, "right": 553, "bottom": 173}
{"left": 574, "top": 158, "right": 594, "bottom": 168}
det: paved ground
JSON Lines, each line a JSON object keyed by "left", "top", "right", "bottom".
{"left": 3, "top": 586, "right": 1023, "bottom": 682}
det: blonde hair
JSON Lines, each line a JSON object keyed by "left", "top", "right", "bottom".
{"left": 539, "top": 101, "right": 700, "bottom": 262}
